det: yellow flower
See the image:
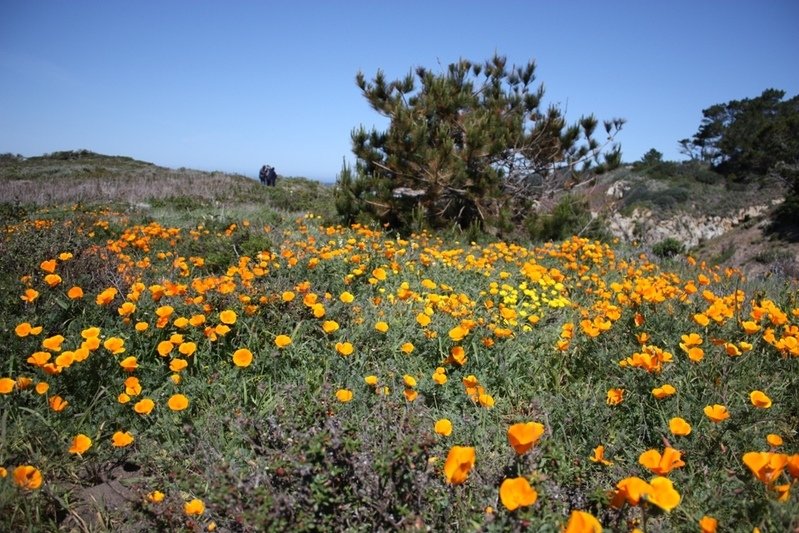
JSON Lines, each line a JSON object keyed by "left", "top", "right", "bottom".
{"left": 443, "top": 446, "right": 475, "bottom": 484}
{"left": 499, "top": 476, "right": 538, "bottom": 511}
{"left": 230, "top": 348, "right": 252, "bottom": 367}
{"left": 281, "top": 290, "right": 296, "bottom": 302}
{"left": 13, "top": 465, "right": 43, "bottom": 490}
{"left": 374, "top": 321, "right": 389, "bottom": 333}
{"left": 507, "top": 422, "right": 545, "bottom": 454}
{"left": 416, "top": 313, "right": 431, "bottom": 327}
{"left": 400, "top": 342, "right": 414, "bottom": 354}
{"left": 119, "top": 356, "right": 138, "bottom": 372}
{"left": 364, "top": 375, "right": 378, "bottom": 386}
{"left": 704, "top": 404, "right": 730, "bottom": 423}
{"left": 335, "top": 388, "right": 353, "bottom": 402}
{"left": 68, "top": 434, "right": 93, "bottom": 454}
{"left": 219, "top": 309, "right": 237, "bottom": 325}
{"left": 147, "top": 490, "right": 165, "bottom": 503}
{"left": 272, "top": 335, "right": 291, "bottom": 349}
{"left": 434, "top": 419, "right": 453, "bottom": 436}
{"left": 184, "top": 498, "right": 205, "bottom": 516}
{"left": 564, "top": 510, "right": 602, "bottom": 533}
{"left": 646, "top": 476, "right": 681, "bottom": 512}
{"left": 167, "top": 394, "right": 189, "bottom": 411}
{"left": 335, "top": 342, "right": 354, "bottom": 356}
{"left": 15, "top": 322, "right": 42, "bottom": 337}
{"left": 124, "top": 376, "right": 142, "bottom": 396}
{"left": 403, "top": 374, "right": 417, "bottom": 388}
{"left": 111, "top": 431, "right": 134, "bottom": 447}
{"left": 339, "top": 291, "right": 355, "bottom": 303}
{"left": 669, "top": 417, "right": 692, "bottom": 436}
{"left": 750, "top": 390, "right": 772, "bottom": 409}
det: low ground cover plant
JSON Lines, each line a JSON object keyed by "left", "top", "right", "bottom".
{"left": 0, "top": 203, "right": 797, "bottom": 531}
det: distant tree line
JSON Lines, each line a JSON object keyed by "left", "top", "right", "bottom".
{"left": 679, "top": 89, "right": 799, "bottom": 235}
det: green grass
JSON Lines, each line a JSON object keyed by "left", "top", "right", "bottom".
{"left": 0, "top": 158, "right": 798, "bottom": 531}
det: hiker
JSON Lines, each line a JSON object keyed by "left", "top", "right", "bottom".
{"left": 259, "top": 164, "right": 277, "bottom": 186}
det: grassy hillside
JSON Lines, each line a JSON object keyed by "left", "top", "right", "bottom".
{"left": 0, "top": 155, "right": 797, "bottom": 531}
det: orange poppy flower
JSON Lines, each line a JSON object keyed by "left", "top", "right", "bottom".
{"left": 13, "top": 465, "right": 43, "bottom": 490}
{"left": 767, "top": 434, "right": 783, "bottom": 447}
{"left": 507, "top": 422, "right": 545, "bottom": 454}
{"left": 42, "top": 273, "right": 60, "bottom": 287}
{"left": 499, "top": 477, "right": 538, "bottom": 511}
{"left": 124, "top": 376, "right": 142, "bottom": 396}
{"left": 699, "top": 516, "right": 718, "bottom": 533}
{"left": 40, "top": 259, "right": 57, "bottom": 273}
{"left": 147, "top": 490, "right": 165, "bottom": 503}
{"left": 167, "top": 394, "right": 189, "bottom": 411}
{"left": 443, "top": 446, "right": 475, "bottom": 484}
{"left": 219, "top": 309, "right": 237, "bottom": 325}
{"left": 184, "top": 498, "right": 205, "bottom": 516}
{"left": 169, "top": 358, "right": 188, "bottom": 372}
{"left": 589, "top": 445, "right": 613, "bottom": 466}
{"left": 742, "top": 451, "right": 789, "bottom": 484}
{"left": 68, "top": 434, "right": 93, "bottom": 454}
{"left": 669, "top": 417, "right": 692, "bottom": 436}
{"left": 704, "top": 404, "right": 730, "bottom": 423}
{"left": 448, "top": 325, "right": 469, "bottom": 342}
{"left": 232, "top": 348, "right": 253, "bottom": 368}
{"left": 103, "top": 337, "right": 125, "bottom": 355}
{"left": 42, "top": 335, "right": 65, "bottom": 352}
{"left": 750, "top": 390, "right": 772, "bottom": 409}
{"left": 119, "top": 356, "right": 138, "bottom": 372}
{"left": 178, "top": 342, "right": 196, "bottom": 356}
{"left": 416, "top": 313, "right": 432, "bottom": 327}
{"left": 275, "top": 335, "right": 292, "bottom": 348}
{"left": 335, "top": 342, "right": 354, "bottom": 356}
{"left": 67, "top": 286, "right": 84, "bottom": 299}
{"left": 21, "top": 288, "right": 40, "bottom": 303}
{"left": 335, "top": 388, "right": 353, "bottom": 402}
{"left": 133, "top": 398, "right": 155, "bottom": 415}
{"left": 646, "top": 476, "right": 681, "bottom": 511}
{"left": 95, "top": 287, "right": 118, "bottom": 306}
{"left": 606, "top": 388, "right": 624, "bottom": 406}
{"left": 111, "top": 431, "right": 134, "bottom": 447}
{"left": 434, "top": 419, "right": 453, "bottom": 436}
{"left": 339, "top": 291, "right": 355, "bottom": 303}
{"left": 0, "top": 378, "right": 15, "bottom": 394}
{"left": 652, "top": 384, "right": 677, "bottom": 399}
{"left": 322, "top": 320, "right": 340, "bottom": 334}
{"left": 49, "top": 395, "right": 68, "bottom": 412}
{"left": 564, "top": 510, "right": 602, "bottom": 533}
{"left": 400, "top": 342, "right": 414, "bottom": 354}
{"left": 639, "top": 447, "right": 685, "bottom": 475}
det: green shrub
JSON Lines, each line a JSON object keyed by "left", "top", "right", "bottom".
{"left": 651, "top": 237, "right": 685, "bottom": 258}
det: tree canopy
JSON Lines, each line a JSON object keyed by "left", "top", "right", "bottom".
{"left": 336, "top": 54, "right": 624, "bottom": 234}
{"left": 679, "top": 89, "right": 799, "bottom": 178}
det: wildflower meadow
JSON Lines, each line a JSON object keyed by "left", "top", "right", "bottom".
{"left": 0, "top": 200, "right": 797, "bottom": 531}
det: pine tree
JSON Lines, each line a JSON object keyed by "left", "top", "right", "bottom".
{"left": 339, "top": 54, "right": 624, "bottom": 233}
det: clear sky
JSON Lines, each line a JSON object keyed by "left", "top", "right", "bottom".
{"left": 2, "top": 1, "right": 797, "bottom": 182}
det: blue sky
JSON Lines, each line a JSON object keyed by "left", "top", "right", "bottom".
{"left": 2, "top": 1, "right": 797, "bottom": 182}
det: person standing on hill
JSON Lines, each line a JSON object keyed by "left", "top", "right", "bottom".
{"left": 259, "top": 164, "right": 277, "bottom": 186}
